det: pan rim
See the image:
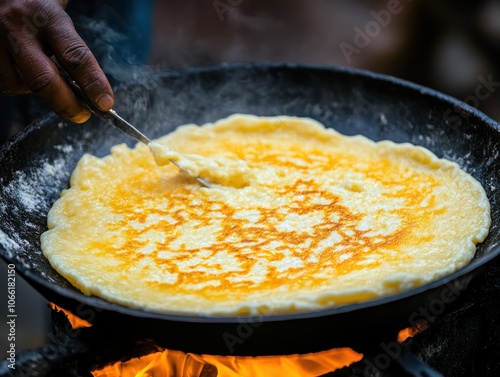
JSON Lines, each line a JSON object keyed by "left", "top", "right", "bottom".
{"left": 1, "top": 62, "right": 499, "bottom": 324}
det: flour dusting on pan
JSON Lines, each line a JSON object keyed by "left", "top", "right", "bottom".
{"left": 0, "top": 156, "right": 69, "bottom": 271}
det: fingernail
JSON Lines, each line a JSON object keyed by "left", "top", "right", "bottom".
{"left": 96, "top": 93, "right": 114, "bottom": 110}
{"left": 73, "top": 109, "right": 91, "bottom": 124}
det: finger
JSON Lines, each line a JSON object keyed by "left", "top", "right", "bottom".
{"left": 11, "top": 35, "right": 91, "bottom": 123}
{"left": 42, "top": 12, "right": 114, "bottom": 111}
{"left": 0, "top": 50, "right": 30, "bottom": 95}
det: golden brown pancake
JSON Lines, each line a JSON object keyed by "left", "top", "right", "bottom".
{"left": 40, "top": 115, "right": 491, "bottom": 315}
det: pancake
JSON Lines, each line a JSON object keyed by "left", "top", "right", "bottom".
{"left": 40, "top": 115, "right": 491, "bottom": 315}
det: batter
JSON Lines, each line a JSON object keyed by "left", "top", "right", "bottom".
{"left": 40, "top": 115, "right": 491, "bottom": 315}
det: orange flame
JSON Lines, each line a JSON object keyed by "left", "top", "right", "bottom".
{"left": 397, "top": 327, "right": 418, "bottom": 343}
{"left": 397, "top": 322, "right": 429, "bottom": 343}
{"left": 49, "top": 303, "right": 92, "bottom": 330}
{"left": 92, "top": 348, "right": 363, "bottom": 377}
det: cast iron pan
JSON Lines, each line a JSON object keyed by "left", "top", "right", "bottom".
{"left": 0, "top": 64, "right": 499, "bottom": 356}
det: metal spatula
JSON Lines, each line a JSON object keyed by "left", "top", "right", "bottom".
{"left": 55, "top": 60, "right": 211, "bottom": 188}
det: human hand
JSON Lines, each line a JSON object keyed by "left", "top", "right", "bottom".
{"left": 0, "top": 0, "right": 114, "bottom": 123}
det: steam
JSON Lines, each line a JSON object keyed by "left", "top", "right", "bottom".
{"left": 66, "top": 3, "right": 347, "bottom": 134}
{"left": 73, "top": 9, "right": 156, "bottom": 84}
{"left": 71, "top": 5, "right": 164, "bottom": 122}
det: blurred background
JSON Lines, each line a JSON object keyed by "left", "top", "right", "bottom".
{"left": 1, "top": 0, "right": 500, "bottom": 355}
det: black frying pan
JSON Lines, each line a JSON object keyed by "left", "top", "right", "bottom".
{"left": 1, "top": 64, "right": 499, "bottom": 356}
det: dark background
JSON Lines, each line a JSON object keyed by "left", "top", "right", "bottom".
{"left": 1, "top": 0, "right": 500, "bottom": 357}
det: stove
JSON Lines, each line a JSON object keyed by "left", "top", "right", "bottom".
{"left": 1, "top": 257, "right": 498, "bottom": 377}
